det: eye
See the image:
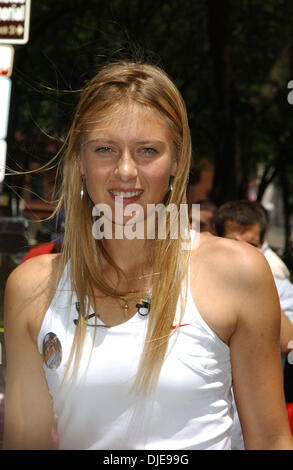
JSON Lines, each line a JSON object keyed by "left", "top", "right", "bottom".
{"left": 139, "top": 147, "right": 158, "bottom": 156}
{"left": 95, "top": 146, "right": 113, "bottom": 154}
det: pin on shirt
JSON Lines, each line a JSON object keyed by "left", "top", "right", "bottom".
{"left": 136, "top": 294, "right": 152, "bottom": 317}
{"left": 42, "top": 332, "right": 62, "bottom": 369}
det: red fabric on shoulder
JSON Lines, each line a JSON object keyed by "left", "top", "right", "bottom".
{"left": 20, "top": 241, "right": 56, "bottom": 263}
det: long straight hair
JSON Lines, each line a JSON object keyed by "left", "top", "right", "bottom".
{"left": 55, "top": 61, "right": 192, "bottom": 394}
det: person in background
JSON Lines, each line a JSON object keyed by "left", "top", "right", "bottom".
{"left": 188, "top": 199, "right": 217, "bottom": 233}
{"left": 187, "top": 159, "right": 215, "bottom": 205}
{"left": 263, "top": 242, "right": 291, "bottom": 280}
{"left": 212, "top": 200, "right": 290, "bottom": 280}
{"left": 20, "top": 208, "right": 65, "bottom": 263}
{"left": 261, "top": 208, "right": 290, "bottom": 280}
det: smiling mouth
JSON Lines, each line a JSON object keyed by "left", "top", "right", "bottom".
{"left": 109, "top": 190, "right": 144, "bottom": 199}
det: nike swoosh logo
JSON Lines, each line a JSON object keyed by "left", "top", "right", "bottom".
{"left": 171, "top": 323, "right": 190, "bottom": 330}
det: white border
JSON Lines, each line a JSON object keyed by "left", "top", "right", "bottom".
{"left": 0, "top": 77, "right": 11, "bottom": 139}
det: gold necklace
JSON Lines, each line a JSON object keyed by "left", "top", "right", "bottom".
{"left": 119, "top": 291, "right": 152, "bottom": 319}
{"left": 120, "top": 298, "right": 129, "bottom": 318}
{"left": 73, "top": 291, "right": 152, "bottom": 327}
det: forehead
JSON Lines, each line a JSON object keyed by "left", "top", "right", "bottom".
{"left": 224, "top": 221, "right": 261, "bottom": 237}
{"left": 199, "top": 210, "right": 213, "bottom": 225}
{"left": 82, "top": 102, "right": 170, "bottom": 140}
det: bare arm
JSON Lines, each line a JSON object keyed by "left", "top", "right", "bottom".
{"left": 230, "top": 249, "right": 293, "bottom": 449}
{"left": 3, "top": 257, "right": 57, "bottom": 449}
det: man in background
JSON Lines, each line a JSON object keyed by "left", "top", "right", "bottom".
{"left": 189, "top": 199, "right": 217, "bottom": 233}
{"left": 187, "top": 158, "right": 215, "bottom": 205}
{"left": 213, "top": 199, "right": 290, "bottom": 280}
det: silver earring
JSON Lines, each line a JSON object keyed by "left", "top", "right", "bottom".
{"left": 80, "top": 176, "right": 84, "bottom": 200}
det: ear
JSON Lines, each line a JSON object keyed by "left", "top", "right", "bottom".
{"left": 171, "top": 159, "right": 178, "bottom": 177}
{"left": 77, "top": 154, "right": 85, "bottom": 176}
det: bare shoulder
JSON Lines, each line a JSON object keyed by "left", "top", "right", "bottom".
{"left": 192, "top": 232, "right": 273, "bottom": 288}
{"left": 189, "top": 233, "right": 279, "bottom": 345}
{"left": 7, "top": 252, "right": 60, "bottom": 283}
{"left": 189, "top": 235, "right": 293, "bottom": 448}
{"left": 5, "top": 254, "right": 61, "bottom": 342}
{"left": 6, "top": 254, "right": 60, "bottom": 308}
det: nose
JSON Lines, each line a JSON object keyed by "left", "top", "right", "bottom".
{"left": 115, "top": 149, "right": 138, "bottom": 182}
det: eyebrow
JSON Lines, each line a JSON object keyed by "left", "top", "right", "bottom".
{"left": 82, "top": 138, "right": 116, "bottom": 146}
{"left": 84, "top": 138, "right": 166, "bottom": 146}
{"left": 84, "top": 139, "right": 116, "bottom": 145}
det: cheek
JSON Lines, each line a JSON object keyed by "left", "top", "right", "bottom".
{"left": 148, "top": 156, "right": 174, "bottom": 182}
{"left": 144, "top": 165, "right": 171, "bottom": 192}
{"left": 84, "top": 157, "right": 113, "bottom": 182}
{"left": 83, "top": 163, "right": 111, "bottom": 202}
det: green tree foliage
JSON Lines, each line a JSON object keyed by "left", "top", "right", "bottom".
{"left": 5, "top": 0, "right": 293, "bottom": 220}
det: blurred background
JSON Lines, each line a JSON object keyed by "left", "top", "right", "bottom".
{"left": 1, "top": 0, "right": 293, "bottom": 447}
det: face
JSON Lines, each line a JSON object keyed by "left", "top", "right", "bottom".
{"left": 78, "top": 103, "right": 177, "bottom": 224}
{"left": 188, "top": 208, "right": 214, "bottom": 232}
{"left": 199, "top": 210, "right": 214, "bottom": 232}
{"left": 223, "top": 221, "right": 262, "bottom": 248}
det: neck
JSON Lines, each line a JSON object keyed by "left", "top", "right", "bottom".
{"left": 101, "top": 236, "right": 154, "bottom": 286}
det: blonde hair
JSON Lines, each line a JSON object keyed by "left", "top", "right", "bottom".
{"left": 55, "top": 61, "right": 192, "bottom": 393}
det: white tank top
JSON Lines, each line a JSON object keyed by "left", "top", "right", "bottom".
{"left": 38, "top": 261, "right": 233, "bottom": 450}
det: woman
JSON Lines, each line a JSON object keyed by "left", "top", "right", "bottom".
{"left": 3, "top": 61, "right": 293, "bottom": 450}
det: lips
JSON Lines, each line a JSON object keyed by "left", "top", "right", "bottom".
{"left": 109, "top": 189, "right": 144, "bottom": 198}
{"left": 108, "top": 189, "right": 144, "bottom": 203}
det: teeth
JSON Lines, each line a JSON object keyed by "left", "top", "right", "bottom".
{"left": 110, "top": 190, "right": 142, "bottom": 198}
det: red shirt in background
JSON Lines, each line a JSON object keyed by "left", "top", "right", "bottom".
{"left": 20, "top": 241, "right": 56, "bottom": 263}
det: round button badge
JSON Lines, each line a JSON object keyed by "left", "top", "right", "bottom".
{"left": 42, "top": 332, "right": 62, "bottom": 369}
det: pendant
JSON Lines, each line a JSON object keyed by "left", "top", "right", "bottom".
{"left": 121, "top": 299, "right": 129, "bottom": 318}
{"left": 42, "top": 332, "right": 62, "bottom": 369}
